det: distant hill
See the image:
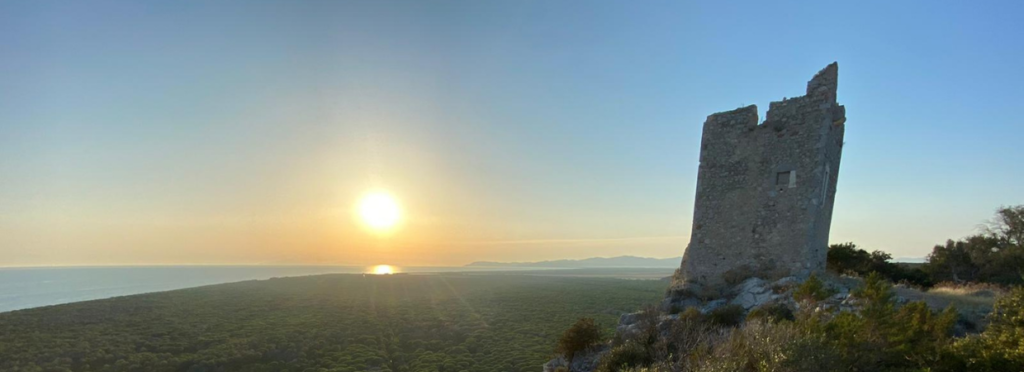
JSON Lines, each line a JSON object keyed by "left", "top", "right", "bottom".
{"left": 465, "top": 255, "right": 681, "bottom": 268}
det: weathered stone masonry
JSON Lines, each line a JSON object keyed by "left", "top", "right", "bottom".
{"left": 678, "top": 63, "right": 846, "bottom": 295}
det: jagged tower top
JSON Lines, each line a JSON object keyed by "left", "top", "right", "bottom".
{"left": 806, "top": 62, "right": 839, "bottom": 101}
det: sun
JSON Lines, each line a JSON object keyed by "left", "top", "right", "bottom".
{"left": 370, "top": 265, "right": 396, "bottom": 275}
{"left": 357, "top": 191, "right": 401, "bottom": 231}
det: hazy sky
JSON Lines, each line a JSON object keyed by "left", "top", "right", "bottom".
{"left": 2, "top": 1, "right": 1022, "bottom": 267}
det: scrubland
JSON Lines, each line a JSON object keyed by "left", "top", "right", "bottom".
{"left": 0, "top": 273, "right": 667, "bottom": 372}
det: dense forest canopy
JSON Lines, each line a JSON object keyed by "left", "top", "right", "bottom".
{"left": 0, "top": 274, "right": 667, "bottom": 372}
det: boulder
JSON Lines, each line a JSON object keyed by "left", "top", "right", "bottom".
{"left": 542, "top": 356, "right": 567, "bottom": 372}
{"left": 730, "top": 277, "right": 773, "bottom": 310}
{"left": 543, "top": 345, "right": 608, "bottom": 372}
{"left": 616, "top": 323, "right": 642, "bottom": 340}
{"left": 772, "top": 276, "right": 799, "bottom": 288}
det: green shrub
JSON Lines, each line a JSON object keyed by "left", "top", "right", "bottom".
{"left": 946, "top": 287, "right": 1024, "bottom": 371}
{"left": 810, "top": 273, "right": 958, "bottom": 370}
{"left": 678, "top": 307, "right": 703, "bottom": 323}
{"left": 664, "top": 314, "right": 721, "bottom": 369}
{"left": 595, "top": 273, "right": 968, "bottom": 371}
{"left": 982, "top": 287, "right": 1024, "bottom": 352}
{"left": 597, "top": 341, "right": 654, "bottom": 372}
{"left": 746, "top": 303, "right": 794, "bottom": 324}
{"left": 557, "top": 317, "right": 604, "bottom": 363}
{"left": 924, "top": 205, "right": 1024, "bottom": 287}
{"left": 695, "top": 321, "right": 800, "bottom": 372}
{"left": 594, "top": 272, "right": 997, "bottom": 372}
{"left": 611, "top": 365, "right": 673, "bottom": 372}
{"left": 707, "top": 304, "right": 745, "bottom": 327}
{"left": 778, "top": 332, "right": 846, "bottom": 372}
{"left": 792, "top": 273, "right": 835, "bottom": 303}
{"left": 852, "top": 272, "right": 896, "bottom": 318}
{"left": 605, "top": 307, "right": 665, "bottom": 371}
{"left": 828, "top": 242, "right": 934, "bottom": 288}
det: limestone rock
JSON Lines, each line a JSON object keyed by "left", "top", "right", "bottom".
{"left": 730, "top": 277, "right": 773, "bottom": 310}
{"left": 618, "top": 312, "right": 640, "bottom": 326}
{"left": 616, "top": 322, "right": 642, "bottom": 340}
{"left": 772, "top": 276, "right": 799, "bottom": 288}
{"left": 543, "top": 345, "right": 608, "bottom": 372}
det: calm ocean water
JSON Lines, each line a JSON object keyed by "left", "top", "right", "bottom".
{"left": 0, "top": 265, "right": 508, "bottom": 313}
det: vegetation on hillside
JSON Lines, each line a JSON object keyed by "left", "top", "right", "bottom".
{"left": 571, "top": 206, "right": 1024, "bottom": 371}
{"left": 926, "top": 207, "right": 1024, "bottom": 286}
{"left": 828, "top": 205, "right": 1024, "bottom": 288}
{"left": 557, "top": 318, "right": 604, "bottom": 365}
{"left": 0, "top": 273, "right": 666, "bottom": 372}
{"left": 580, "top": 274, "right": 1024, "bottom": 372}
{"left": 826, "top": 242, "right": 933, "bottom": 287}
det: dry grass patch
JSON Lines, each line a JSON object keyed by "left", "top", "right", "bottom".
{"left": 928, "top": 282, "right": 1007, "bottom": 298}
{"left": 895, "top": 282, "right": 1002, "bottom": 327}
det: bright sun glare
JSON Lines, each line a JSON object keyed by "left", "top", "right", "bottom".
{"left": 358, "top": 192, "right": 401, "bottom": 231}
{"left": 371, "top": 265, "right": 395, "bottom": 275}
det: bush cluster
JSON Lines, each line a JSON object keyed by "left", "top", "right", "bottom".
{"left": 827, "top": 242, "right": 933, "bottom": 287}
{"left": 557, "top": 318, "right": 603, "bottom": 363}
{"left": 828, "top": 205, "right": 1024, "bottom": 288}
{"left": 581, "top": 205, "right": 1024, "bottom": 371}
{"left": 792, "top": 273, "right": 835, "bottom": 303}
{"left": 945, "top": 286, "right": 1024, "bottom": 371}
{"left": 745, "top": 302, "right": 794, "bottom": 323}
{"left": 584, "top": 273, "right": 1024, "bottom": 372}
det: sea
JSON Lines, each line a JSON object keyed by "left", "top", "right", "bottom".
{"left": 0, "top": 265, "right": 515, "bottom": 313}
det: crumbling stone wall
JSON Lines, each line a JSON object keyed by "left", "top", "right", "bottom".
{"left": 678, "top": 63, "right": 846, "bottom": 296}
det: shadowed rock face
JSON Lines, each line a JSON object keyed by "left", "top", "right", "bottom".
{"left": 677, "top": 63, "right": 846, "bottom": 297}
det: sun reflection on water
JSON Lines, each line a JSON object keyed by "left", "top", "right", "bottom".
{"left": 369, "top": 265, "right": 397, "bottom": 275}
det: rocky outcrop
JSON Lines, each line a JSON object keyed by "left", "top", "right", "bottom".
{"left": 549, "top": 274, "right": 878, "bottom": 371}
{"left": 730, "top": 277, "right": 774, "bottom": 310}
{"left": 542, "top": 346, "right": 607, "bottom": 372}
{"left": 544, "top": 273, "right": 930, "bottom": 372}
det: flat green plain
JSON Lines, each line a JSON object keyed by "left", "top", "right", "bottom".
{"left": 0, "top": 271, "right": 671, "bottom": 372}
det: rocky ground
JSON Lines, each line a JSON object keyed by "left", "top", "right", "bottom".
{"left": 543, "top": 273, "right": 934, "bottom": 372}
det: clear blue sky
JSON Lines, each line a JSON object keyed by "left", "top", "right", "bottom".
{"left": 1, "top": 1, "right": 1022, "bottom": 266}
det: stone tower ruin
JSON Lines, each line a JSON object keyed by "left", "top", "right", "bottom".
{"left": 677, "top": 63, "right": 846, "bottom": 295}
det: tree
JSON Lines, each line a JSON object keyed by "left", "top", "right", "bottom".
{"left": 827, "top": 242, "right": 896, "bottom": 276}
{"left": 926, "top": 239, "right": 982, "bottom": 283}
{"left": 556, "top": 318, "right": 603, "bottom": 366}
{"left": 827, "top": 242, "right": 932, "bottom": 287}
{"left": 926, "top": 205, "right": 1024, "bottom": 285}
{"left": 984, "top": 206, "right": 1024, "bottom": 283}
{"left": 986, "top": 205, "right": 1024, "bottom": 248}
{"left": 827, "top": 242, "right": 870, "bottom": 275}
